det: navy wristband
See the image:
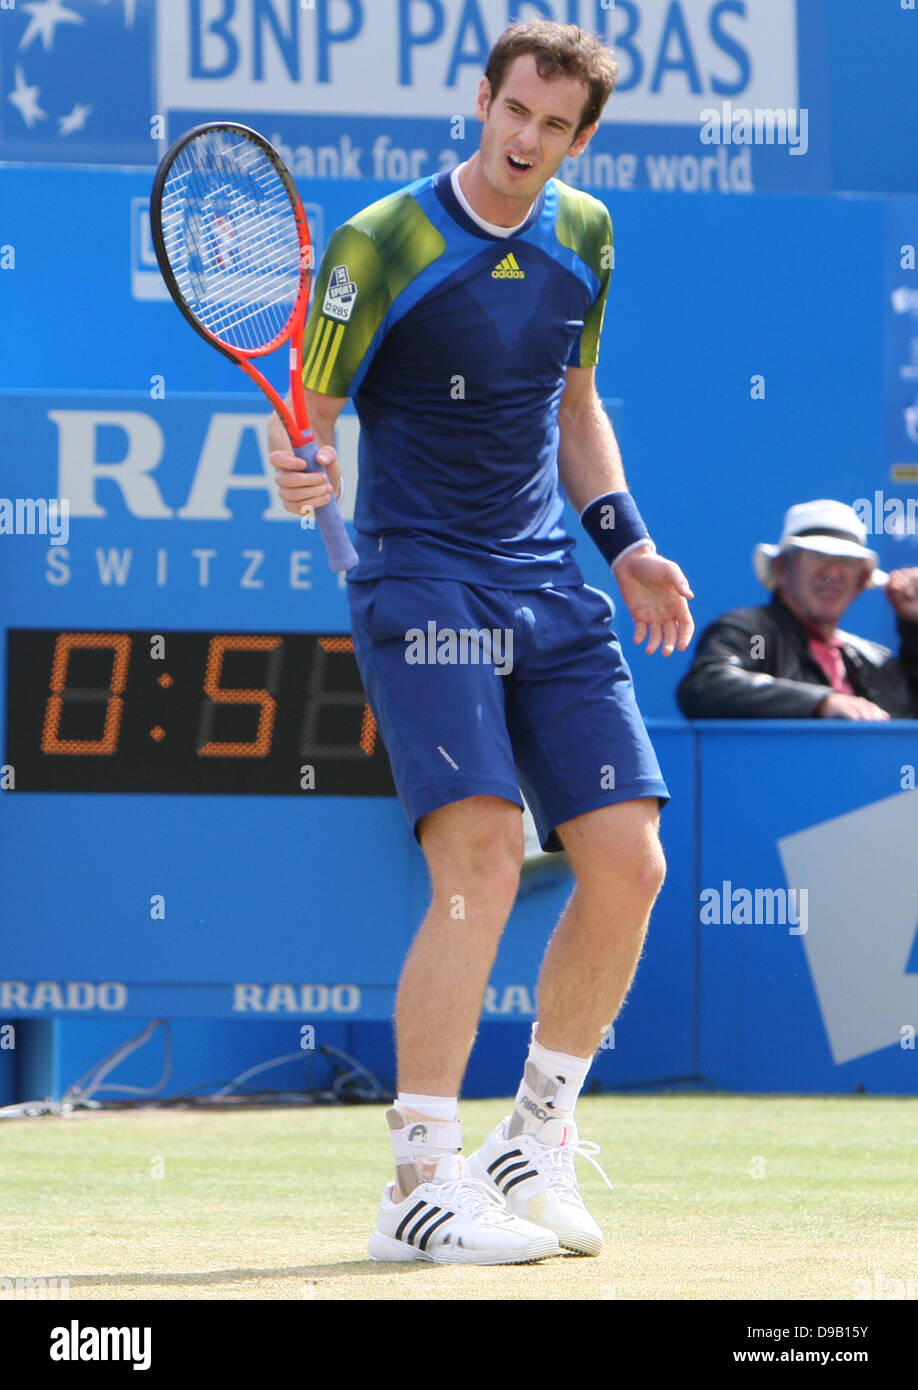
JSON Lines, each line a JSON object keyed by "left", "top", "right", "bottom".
{"left": 580, "top": 491, "right": 653, "bottom": 569}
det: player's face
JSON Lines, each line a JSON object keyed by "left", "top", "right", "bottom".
{"left": 474, "top": 54, "right": 597, "bottom": 211}
{"left": 775, "top": 547, "right": 872, "bottom": 630}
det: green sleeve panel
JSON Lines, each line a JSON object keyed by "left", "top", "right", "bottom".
{"left": 301, "top": 222, "right": 391, "bottom": 398}
{"left": 554, "top": 182, "right": 614, "bottom": 369}
{"left": 302, "top": 191, "right": 446, "bottom": 399}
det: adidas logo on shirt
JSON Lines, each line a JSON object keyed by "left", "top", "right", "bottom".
{"left": 491, "top": 252, "right": 525, "bottom": 280}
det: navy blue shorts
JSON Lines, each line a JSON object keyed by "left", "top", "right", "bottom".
{"left": 347, "top": 577, "right": 669, "bottom": 852}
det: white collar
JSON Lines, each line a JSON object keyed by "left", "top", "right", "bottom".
{"left": 450, "top": 161, "right": 534, "bottom": 238}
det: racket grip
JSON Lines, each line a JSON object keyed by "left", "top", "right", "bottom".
{"left": 293, "top": 442, "right": 359, "bottom": 573}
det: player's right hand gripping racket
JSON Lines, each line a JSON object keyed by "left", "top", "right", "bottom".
{"left": 150, "top": 121, "right": 358, "bottom": 572}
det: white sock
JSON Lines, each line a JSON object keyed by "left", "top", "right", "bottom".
{"left": 528, "top": 1036, "right": 592, "bottom": 1098}
{"left": 395, "top": 1093, "right": 459, "bottom": 1123}
{"left": 508, "top": 1023, "right": 592, "bottom": 1137}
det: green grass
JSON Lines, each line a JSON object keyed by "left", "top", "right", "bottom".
{"left": 1, "top": 1095, "right": 916, "bottom": 1300}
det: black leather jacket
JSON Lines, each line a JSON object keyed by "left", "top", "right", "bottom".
{"left": 676, "top": 594, "right": 918, "bottom": 719}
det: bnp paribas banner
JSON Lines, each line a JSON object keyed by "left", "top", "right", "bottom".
{"left": 1, "top": 0, "right": 833, "bottom": 193}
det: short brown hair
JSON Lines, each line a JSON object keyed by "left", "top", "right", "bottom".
{"left": 485, "top": 20, "right": 619, "bottom": 136}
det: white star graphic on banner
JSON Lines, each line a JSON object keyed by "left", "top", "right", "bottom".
{"left": 19, "top": 0, "right": 85, "bottom": 53}
{"left": 7, "top": 64, "right": 46, "bottom": 127}
{"left": 97, "top": 0, "right": 138, "bottom": 28}
{"left": 58, "top": 101, "right": 92, "bottom": 135}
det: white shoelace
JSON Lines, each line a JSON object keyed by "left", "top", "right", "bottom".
{"left": 433, "top": 1176, "right": 515, "bottom": 1222}
{"left": 529, "top": 1138, "right": 615, "bottom": 1202}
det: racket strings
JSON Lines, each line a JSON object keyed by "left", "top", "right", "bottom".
{"left": 158, "top": 129, "right": 304, "bottom": 352}
{"left": 174, "top": 154, "right": 296, "bottom": 345}
{"left": 170, "top": 147, "right": 296, "bottom": 338}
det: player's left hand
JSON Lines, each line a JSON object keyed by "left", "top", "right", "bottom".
{"left": 614, "top": 545, "right": 695, "bottom": 656}
{"left": 885, "top": 567, "right": 918, "bottom": 622}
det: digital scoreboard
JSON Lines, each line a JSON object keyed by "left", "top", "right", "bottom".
{"left": 6, "top": 629, "right": 395, "bottom": 796}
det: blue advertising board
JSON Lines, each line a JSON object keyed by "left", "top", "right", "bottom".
{"left": 3, "top": 714, "right": 917, "bottom": 1097}
{"left": 697, "top": 723, "right": 918, "bottom": 1094}
{"left": 2, "top": 1, "right": 916, "bottom": 194}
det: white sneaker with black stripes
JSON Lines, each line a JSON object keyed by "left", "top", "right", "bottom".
{"left": 368, "top": 1156, "right": 560, "bottom": 1265}
{"left": 467, "top": 1115, "right": 612, "bottom": 1256}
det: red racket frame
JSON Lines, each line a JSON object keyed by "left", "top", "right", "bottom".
{"left": 151, "top": 122, "right": 316, "bottom": 450}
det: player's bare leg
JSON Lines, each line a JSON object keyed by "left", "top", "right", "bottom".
{"left": 538, "top": 798, "right": 665, "bottom": 1055}
{"left": 389, "top": 794, "right": 523, "bottom": 1190}
{"left": 467, "top": 799, "right": 665, "bottom": 1254}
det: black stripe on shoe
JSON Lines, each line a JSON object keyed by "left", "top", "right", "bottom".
{"left": 395, "top": 1201, "right": 427, "bottom": 1243}
{"left": 493, "top": 1158, "right": 529, "bottom": 1185}
{"left": 487, "top": 1148, "right": 522, "bottom": 1175}
{"left": 418, "top": 1210, "right": 453, "bottom": 1252}
{"left": 503, "top": 1169, "right": 539, "bottom": 1194}
{"left": 406, "top": 1206, "right": 442, "bottom": 1246}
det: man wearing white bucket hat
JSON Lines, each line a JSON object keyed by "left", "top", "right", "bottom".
{"left": 677, "top": 500, "right": 918, "bottom": 719}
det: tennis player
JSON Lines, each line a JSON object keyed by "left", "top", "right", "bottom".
{"left": 271, "top": 19, "right": 694, "bottom": 1264}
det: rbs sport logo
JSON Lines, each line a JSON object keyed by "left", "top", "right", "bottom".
{"left": 323, "top": 264, "right": 358, "bottom": 321}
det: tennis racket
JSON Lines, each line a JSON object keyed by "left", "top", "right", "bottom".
{"left": 150, "top": 121, "right": 358, "bottom": 572}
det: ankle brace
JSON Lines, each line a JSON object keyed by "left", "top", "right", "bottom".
{"left": 386, "top": 1108, "right": 463, "bottom": 1163}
